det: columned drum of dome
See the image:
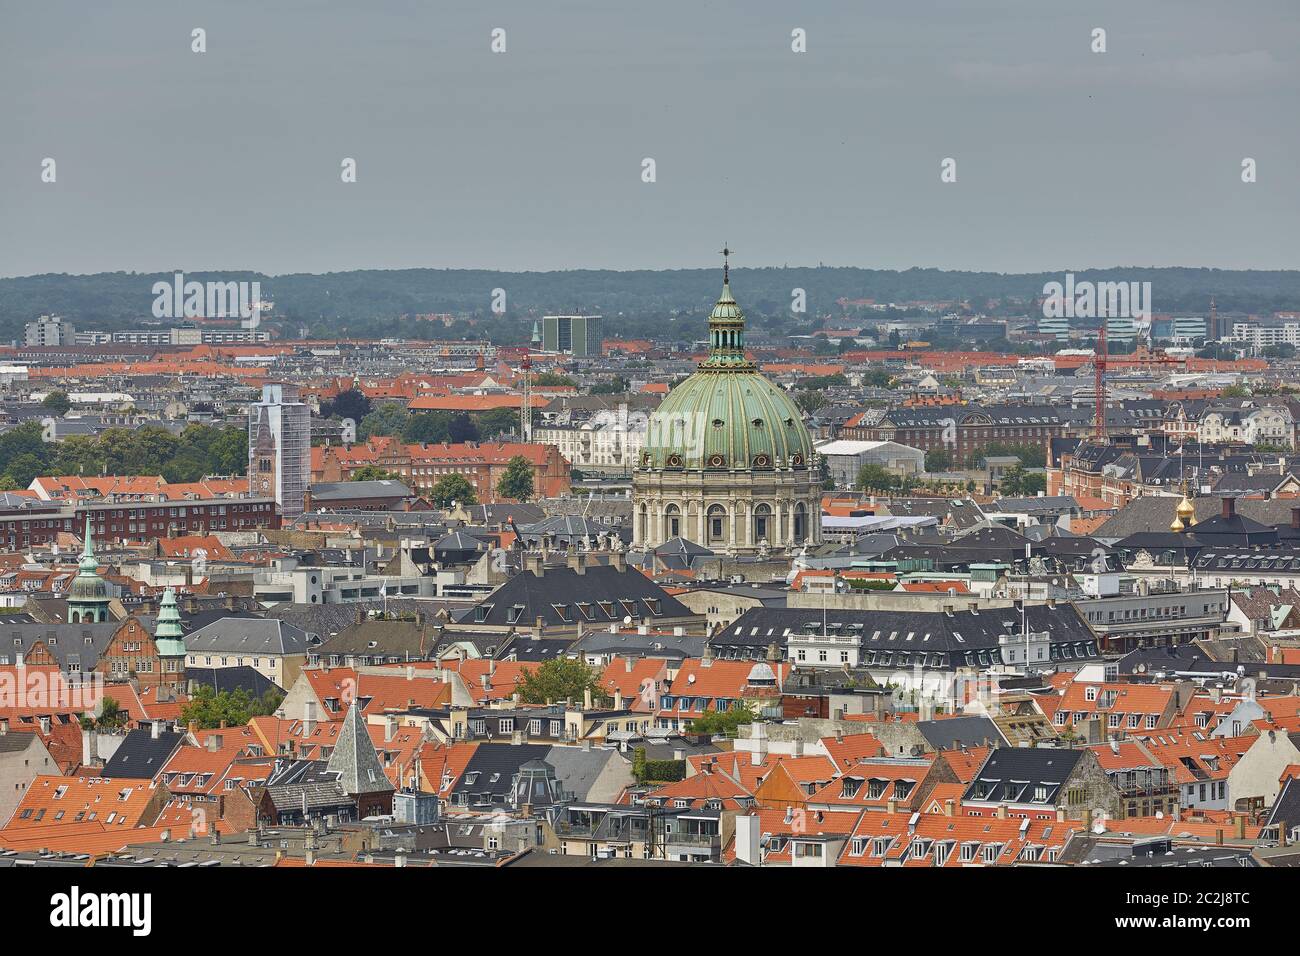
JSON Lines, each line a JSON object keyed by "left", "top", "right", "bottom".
{"left": 632, "top": 251, "right": 822, "bottom": 554}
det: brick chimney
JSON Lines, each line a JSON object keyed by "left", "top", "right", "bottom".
{"left": 1222, "top": 496, "right": 1236, "bottom": 520}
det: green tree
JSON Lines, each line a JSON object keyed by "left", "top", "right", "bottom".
{"left": 534, "top": 371, "right": 575, "bottom": 387}
{"left": 161, "top": 449, "right": 212, "bottom": 483}
{"left": 447, "top": 412, "right": 479, "bottom": 443}
{"left": 359, "top": 402, "right": 409, "bottom": 439}
{"left": 476, "top": 406, "right": 521, "bottom": 440}
{"left": 924, "top": 447, "right": 952, "bottom": 472}
{"left": 517, "top": 657, "right": 604, "bottom": 705}
{"left": 429, "top": 473, "right": 477, "bottom": 508}
{"left": 42, "top": 390, "right": 72, "bottom": 416}
{"left": 92, "top": 696, "right": 127, "bottom": 730}
{"left": 403, "top": 411, "right": 452, "bottom": 444}
{"left": 352, "top": 465, "right": 402, "bottom": 482}
{"left": 687, "top": 703, "right": 757, "bottom": 738}
{"left": 180, "top": 685, "right": 256, "bottom": 729}
{"left": 497, "top": 455, "right": 534, "bottom": 501}
{"left": 3, "top": 452, "right": 46, "bottom": 488}
{"left": 210, "top": 426, "right": 250, "bottom": 475}
{"left": 855, "top": 463, "right": 897, "bottom": 491}
{"left": 322, "top": 388, "right": 371, "bottom": 422}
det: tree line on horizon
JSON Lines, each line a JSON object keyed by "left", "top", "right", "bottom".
{"left": 4, "top": 266, "right": 1299, "bottom": 344}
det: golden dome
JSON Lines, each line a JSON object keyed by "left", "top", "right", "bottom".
{"left": 1177, "top": 495, "right": 1196, "bottom": 520}
{"left": 1169, "top": 514, "right": 1185, "bottom": 533}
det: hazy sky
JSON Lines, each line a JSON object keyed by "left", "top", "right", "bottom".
{"left": 3, "top": 0, "right": 1299, "bottom": 277}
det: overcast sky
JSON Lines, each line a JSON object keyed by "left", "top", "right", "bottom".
{"left": 3, "top": 0, "right": 1299, "bottom": 277}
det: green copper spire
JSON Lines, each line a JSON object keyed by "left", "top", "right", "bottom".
{"left": 153, "top": 586, "right": 186, "bottom": 657}
{"left": 702, "top": 244, "right": 754, "bottom": 370}
{"left": 79, "top": 516, "right": 97, "bottom": 572}
{"left": 155, "top": 587, "right": 183, "bottom": 640}
{"left": 67, "top": 515, "right": 110, "bottom": 623}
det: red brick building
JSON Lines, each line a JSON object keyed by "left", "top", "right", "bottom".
{"left": 315, "top": 440, "right": 571, "bottom": 502}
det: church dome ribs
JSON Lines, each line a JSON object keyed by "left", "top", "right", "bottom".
{"left": 631, "top": 247, "right": 822, "bottom": 555}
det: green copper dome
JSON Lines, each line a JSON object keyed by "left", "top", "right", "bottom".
{"left": 640, "top": 267, "right": 813, "bottom": 472}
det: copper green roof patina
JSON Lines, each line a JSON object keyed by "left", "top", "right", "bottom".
{"left": 641, "top": 251, "right": 813, "bottom": 472}
{"left": 154, "top": 586, "right": 186, "bottom": 657}
{"left": 68, "top": 516, "right": 110, "bottom": 608}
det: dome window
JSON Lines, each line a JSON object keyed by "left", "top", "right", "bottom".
{"left": 791, "top": 454, "right": 804, "bottom": 467}
{"left": 753, "top": 454, "right": 771, "bottom": 468}
{"left": 712, "top": 418, "right": 725, "bottom": 428}
{"left": 708, "top": 454, "right": 726, "bottom": 468}
{"left": 752, "top": 418, "right": 764, "bottom": 428}
{"left": 667, "top": 454, "right": 683, "bottom": 468}
{"left": 784, "top": 418, "right": 795, "bottom": 427}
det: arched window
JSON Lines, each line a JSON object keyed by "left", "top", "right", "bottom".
{"left": 707, "top": 504, "right": 727, "bottom": 545}
{"left": 794, "top": 502, "right": 807, "bottom": 543}
{"left": 665, "top": 504, "right": 681, "bottom": 540}
{"left": 638, "top": 504, "right": 648, "bottom": 542}
{"left": 753, "top": 503, "right": 772, "bottom": 543}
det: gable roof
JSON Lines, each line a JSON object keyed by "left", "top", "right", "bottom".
{"left": 100, "top": 728, "right": 185, "bottom": 780}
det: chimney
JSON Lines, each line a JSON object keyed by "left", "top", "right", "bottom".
{"left": 583, "top": 687, "right": 593, "bottom": 709}
{"left": 734, "top": 814, "right": 761, "bottom": 867}
{"left": 624, "top": 656, "right": 635, "bottom": 673}
{"left": 567, "top": 553, "right": 585, "bottom": 575}
{"left": 943, "top": 799, "right": 954, "bottom": 817}
{"left": 304, "top": 700, "right": 317, "bottom": 736}
{"left": 151, "top": 720, "right": 162, "bottom": 740}
{"left": 1222, "top": 496, "right": 1235, "bottom": 520}
{"left": 206, "top": 733, "right": 221, "bottom": 752}
{"left": 995, "top": 804, "right": 1008, "bottom": 820}
{"left": 385, "top": 714, "right": 397, "bottom": 742}
{"left": 1235, "top": 814, "right": 1246, "bottom": 839}
{"left": 1290, "top": 506, "right": 1300, "bottom": 531}
{"left": 614, "top": 690, "right": 624, "bottom": 710}
{"left": 886, "top": 799, "right": 897, "bottom": 814}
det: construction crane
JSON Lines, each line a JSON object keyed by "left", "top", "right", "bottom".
{"left": 1094, "top": 324, "right": 1107, "bottom": 443}
{"left": 519, "top": 352, "right": 533, "bottom": 442}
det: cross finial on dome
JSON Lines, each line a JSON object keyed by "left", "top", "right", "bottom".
{"left": 720, "top": 244, "right": 732, "bottom": 285}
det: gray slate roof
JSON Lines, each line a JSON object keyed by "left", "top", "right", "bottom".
{"left": 184, "top": 617, "right": 313, "bottom": 656}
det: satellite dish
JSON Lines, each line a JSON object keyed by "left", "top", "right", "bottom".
{"left": 687, "top": 674, "right": 696, "bottom": 684}
{"left": 623, "top": 616, "right": 632, "bottom": 625}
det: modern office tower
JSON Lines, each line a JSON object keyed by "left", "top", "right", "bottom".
{"left": 25, "top": 314, "right": 75, "bottom": 346}
{"left": 541, "top": 314, "right": 601, "bottom": 357}
{"left": 248, "top": 383, "right": 311, "bottom": 519}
